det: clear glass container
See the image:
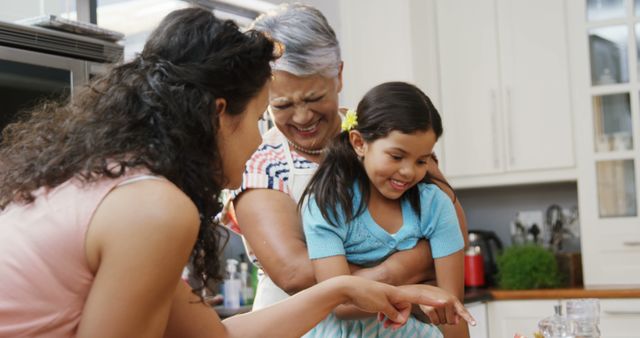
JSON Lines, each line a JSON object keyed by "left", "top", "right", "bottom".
{"left": 566, "top": 299, "right": 601, "bottom": 338}
{"left": 596, "top": 160, "right": 638, "bottom": 217}
{"left": 589, "top": 26, "right": 629, "bottom": 86}
{"left": 587, "top": 0, "right": 626, "bottom": 21}
{"left": 592, "top": 93, "right": 633, "bottom": 152}
{"left": 636, "top": 24, "right": 640, "bottom": 80}
{"left": 538, "top": 305, "right": 577, "bottom": 338}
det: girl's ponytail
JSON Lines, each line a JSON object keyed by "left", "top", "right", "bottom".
{"left": 299, "top": 130, "right": 368, "bottom": 227}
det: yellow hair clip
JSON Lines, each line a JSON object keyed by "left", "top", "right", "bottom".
{"left": 341, "top": 109, "right": 358, "bottom": 132}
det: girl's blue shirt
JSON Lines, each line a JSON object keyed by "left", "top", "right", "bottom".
{"left": 302, "top": 183, "right": 464, "bottom": 266}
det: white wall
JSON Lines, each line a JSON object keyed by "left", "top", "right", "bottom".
{"left": 0, "top": 0, "right": 76, "bottom": 22}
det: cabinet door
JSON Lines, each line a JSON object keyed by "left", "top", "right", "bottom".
{"left": 467, "top": 302, "right": 489, "bottom": 338}
{"left": 567, "top": 0, "right": 640, "bottom": 287}
{"left": 487, "top": 300, "right": 557, "bottom": 337}
{"left": 599, "top": 299, "right": 640, "bottom": 337}
{"left": 436, "top": 0, "right": 504, "bottom": 177}
{"left": 497, "top": 0, "right": 575, "bottom": 172}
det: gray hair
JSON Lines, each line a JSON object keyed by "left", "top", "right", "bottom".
{"left": 251, "top": 3, "right": 341, "bottom": 78}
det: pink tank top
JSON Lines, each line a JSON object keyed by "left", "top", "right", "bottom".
{"left": 0, "top": 172, "right": 160, "bottom": 337}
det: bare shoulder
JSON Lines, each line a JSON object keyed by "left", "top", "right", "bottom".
{"left": 86, "top": 178, "right": 200, "bottom": 271}
{"left": 79, "top": 178, "right": 203, "bottom": 336}
{"left": 104, "top": 178, "right": 199, "bottom": 234}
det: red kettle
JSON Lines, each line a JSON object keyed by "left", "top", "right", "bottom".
{"left": 465, "top": 230, "right": 503, "bottom": 287}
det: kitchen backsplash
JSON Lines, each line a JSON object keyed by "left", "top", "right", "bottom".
{"left": 456, "top": 182, "right": 579, "bottom": 249}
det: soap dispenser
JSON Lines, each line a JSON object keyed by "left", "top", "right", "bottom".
{"left": 223, "top": 259, "right": 241, "bottom": 309}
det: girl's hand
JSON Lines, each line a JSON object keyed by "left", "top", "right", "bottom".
{"left": 397, "top": 284, "right": 476, "bottom": 326}
{"left": 338, "top": 276, "right": 412, "bottom": 326}
{"left": 377, "top": 302, "right": 412, "bottom": 330}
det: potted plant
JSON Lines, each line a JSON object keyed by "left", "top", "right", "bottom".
{"left": 496, "top": 244, "right": 562, "bottom": 290}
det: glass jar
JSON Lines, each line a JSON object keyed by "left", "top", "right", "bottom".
{"left": 566, "top": 298, "right": 601, "bottom": 338}
{"left": 538, "top": 304, "right": 577, "bottom": 338}
{"left": 538, "top": 305, "right": 577, "bottom": 338}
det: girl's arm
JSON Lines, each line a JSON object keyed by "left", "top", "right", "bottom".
{"left": 432, "top": 251, "right": 470, "bottom": 338}
{"left": 416, "top": 186, "right": 469, "bottom": 336}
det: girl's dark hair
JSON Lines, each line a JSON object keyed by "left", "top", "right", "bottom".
{"left": 300, "top": 81, "right": 448, "bottom": 226}
{"left": 0, "top": 7, "right": 277, "bottom": 298}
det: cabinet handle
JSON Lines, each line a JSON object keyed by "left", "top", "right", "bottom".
{"left": 603, "top": 309, "right": 640, "bottom": 315}
{"left": 505, "top": 87, "right": 514, "bottom": 167}
{"left": 623, "top": 241, "right": 640, "bottom": 247}
{"left": 491, "top": 90, "right": 500, "bottom": 169}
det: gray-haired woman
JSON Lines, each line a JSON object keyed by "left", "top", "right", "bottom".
{"left": 232, "top": 2, "right": 468, "bottom": 318}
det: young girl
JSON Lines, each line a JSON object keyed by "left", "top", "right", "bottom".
{"left": 301, "top": 82, "right": 470, "bottom": 338}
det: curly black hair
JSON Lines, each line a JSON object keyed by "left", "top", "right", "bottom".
{"left": 0, "top": 7, "right": 277, "bottom": 298}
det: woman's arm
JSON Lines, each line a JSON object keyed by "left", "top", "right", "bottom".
{"left": 165, "top": 274, "right": 471, "bottom": 338}
{"left": 432, "top": 251, "right": 470, "bottom": 338}
{"left": 234, "top": 188, "right": 315, "bottom": 294}
{"left": 234, "top": 189, "right": 434, "bottom": 293}
{"left": 350, "top": 240, "right": 435, "bottom": 284}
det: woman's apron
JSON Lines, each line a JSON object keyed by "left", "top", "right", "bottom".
{"left": 250, "top": 133, "right": 317, "bottom": 310}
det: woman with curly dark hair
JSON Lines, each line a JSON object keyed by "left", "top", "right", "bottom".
{"left": 0, "top": 6, "right": 473, "bottom": 338}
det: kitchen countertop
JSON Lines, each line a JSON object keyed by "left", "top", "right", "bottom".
{"left": 490, "top": 287, "right": 640, "bottom": 300}
{"left": 215, "top": 289, "right": 494, "bottom": 318}
{"left": 215, "top": 287, "right": 639, "bottom": 318}
{"left": 464, "top": 288, "right": 492, "bottom": 303}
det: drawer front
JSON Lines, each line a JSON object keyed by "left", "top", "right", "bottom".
{"left": 582, "top": 233, "right": 640, "bottom": 286}
{"left": 599, "top": 299, "right": 640, "bottom": 337}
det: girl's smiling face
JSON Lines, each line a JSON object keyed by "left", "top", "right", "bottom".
{"left": 353, "top": 129, "right": 437, "bottom": 201}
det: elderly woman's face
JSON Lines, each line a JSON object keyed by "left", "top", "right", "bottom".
{"left": 268, "top": 70, "right": 342, "bottom": 151}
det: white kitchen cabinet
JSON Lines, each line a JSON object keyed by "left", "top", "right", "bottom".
{"left": 599, "top": 298, "right": 640, "bottom": 337}
{"left": 435, "top": 0, "right": 576, "bottom": 188}
{"left": 567, "top": 0, "right": 640, "bottom": 286}
{"left": 466, "top": 301, "right": 489, "bottom": 338}
{"left": 487, "top": 300, "right": 558, "bottom": 337}
{"left": 488, "top": 298, "right": 640, "bottom": 337}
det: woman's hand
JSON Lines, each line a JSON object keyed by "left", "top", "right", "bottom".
{"left": 397, "top": 284, "right": 476, "bottom": 326}
{"left": 335, "top": 276, "right": 476, "bottom": 328}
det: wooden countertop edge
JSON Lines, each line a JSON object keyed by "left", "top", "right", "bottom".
{"left": 490, "top": 288, "right": 640, "bottom": 300}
